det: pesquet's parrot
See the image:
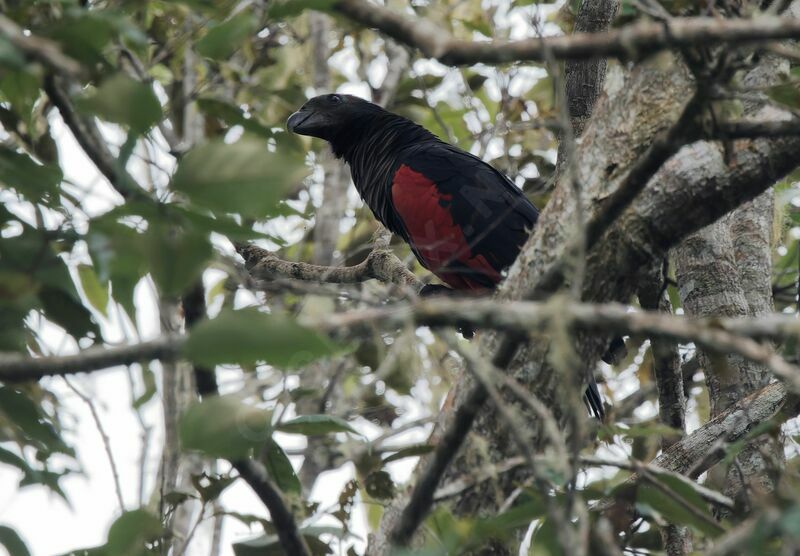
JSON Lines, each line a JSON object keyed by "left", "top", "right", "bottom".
{"left": 287, "top": 93, "right": 621, "bottom": 418}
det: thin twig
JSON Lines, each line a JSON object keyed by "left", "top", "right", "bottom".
{"left": 63, "top": 377, "right": 126, "bottom": 513}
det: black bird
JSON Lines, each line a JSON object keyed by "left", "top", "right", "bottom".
{"left": 288, "top": 93, "right": 617, "bottom": 418}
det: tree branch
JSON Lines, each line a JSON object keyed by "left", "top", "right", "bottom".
{"left": 232, "top": 460, "right": 311, "bottom": 556}
{"left": 388, "top": 377, "right": 489, "bottom": 546}
{"left": 637, "top": 265, "right": 685, "bottom": 447}
{"left": 637, "top": 262, "right": 689, "bottom": 556}
{"left": 236, "top": 227, "right": 421, "bottom": 289}
{"left": 332, "top": 2, "right": 800, "bottom": 66}
{"left": 6, "top": 298, "right": 800, "bottom": 393}
{"left": 654, "top": 382, "right": 796, "bottom": 478}
{"left": 717, "top": 117, "right": 800, "bottom": 137}
{"left": 0, "top": 336, "right": 184, "bottom": 382}
{"left": 319, "top": 297, "right": 800, "bottom": 394}
{"left": 597, "top": 382, "right": 798, "bottom": 519}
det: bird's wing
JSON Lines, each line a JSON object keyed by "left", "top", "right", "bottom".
{"left": 389, "top": 142, "right": 538, "bottom": 290}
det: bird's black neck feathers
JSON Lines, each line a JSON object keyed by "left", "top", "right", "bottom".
{"left": 328, "top": 108, "right": 440, "bottom": 231}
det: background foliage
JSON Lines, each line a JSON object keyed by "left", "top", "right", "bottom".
{"left": 1, "top": 0, "right": 800, "bottom": 554}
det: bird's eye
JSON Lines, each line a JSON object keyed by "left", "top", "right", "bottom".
{"left": 329, "top": 94, "right": 342, "bottom": 104}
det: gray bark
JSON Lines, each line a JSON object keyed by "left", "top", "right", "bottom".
{"left": 675, "top": 216, "right": 754, "bottom": 416}
{"left": 563, "top": 0, "right": 619, "bottom": 136}
{"left": 673, "top": 45, "right": 788, "bottom": 512}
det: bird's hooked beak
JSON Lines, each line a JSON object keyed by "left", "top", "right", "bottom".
{"left": 286, "top": 108, "right": 326, "bottom": 136}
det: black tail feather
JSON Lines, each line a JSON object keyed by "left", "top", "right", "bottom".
{"left": 584, "top": 379, "right": 605, "bottom": 421}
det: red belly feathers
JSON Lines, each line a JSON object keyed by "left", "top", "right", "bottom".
{"left": 390, "top": 164, "right": 500, "bottom": 290}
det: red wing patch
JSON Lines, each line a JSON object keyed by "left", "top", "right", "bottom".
{"left": 391, "top": 164, "right": 501, "bottom": 290}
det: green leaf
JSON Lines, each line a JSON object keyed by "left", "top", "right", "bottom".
{"left": 163, "top": 490, "right": 197, "bottom": 507}
{"left": 0, "top": 147, "right": 62, "bottom": 203}
{"left": 263, "top": 438, "right": 301, "bottom": 494}
{"left": 267, "top": 0, "right": 336, "bottom": 18}
{"left": 0, "top": 525, "right": 31, "bottom": 556}
{"left": 382, "top": 444, "right": 433, "bottom": 464}
{"left": 18, "top": 467, "right": 70, "bottom": 501}
{"left": 767, "top": 82, "right": 800, "bottom": 110}
{"left": 145, "top": 224, "right": 212, "bottom": 297}
{"left": 180, "top": 395, "right": 271, "bottom": 459}
{"left": 39, "top": 286, "right": 98, "bottom": 340}
{"left": 104, "top": 510, "right": 163, "bottom": 556}
{"left": 0, "top": 37, "right": 25, "bottom": 69}
{"left": 0, "top": 270, "right": 37, "bottom": 302}
{"left": 171, "top": 138, "right": 309, "bottom": 219}
{"left": 0, "top": 445, "right": 35, "bottom": 476}
{"left": 276, "top": 414, "right": 358, "bottom": 436}
{"left": 77, "top": 73, "right": 162, "bottom": 133}
{"left": 183, "top": 307, "right": 337, "bottom": 367}
{"left": 132, "top": 365, "right": 157, "bottom": 410}
{"left": 0, "top": 70, "right": 41, "bottom": 134}
{"left": 0, "top": 445, "right": 71, "bottom": 500}
{"left": 45, "top": 12, "right": 115, "bottom": 65}
{"left": 175, "top": 205, "right": 277, "bottom": 240}
{"left": 482, "top": 498, "right": 548, "bottom": 539}
{"left": 529, "top": 517, "right": 561, "bottom": 556}
{"left": 636, "top": 473, "right": 722, "bottom": 537}
{"left": 459, "top": 17, "right": 492, "bottom": 37}
{"left": 46, "top": 10, "right": 146, "bottom": 65}
{"left": 191, "top": 472, "right": 237, "bottom": 503}
{"left": 196, "top": 13, "right": 257, "bottom": 60}
{"left": 0, "top": 386, "right": 71, "bottom": 456}
{"left": 77, "top": 264, "right": 109, "bottom": 317}
{"left": 779, "top": 504, "right": 800, "bottom": 538}
{"left": 197, "top": 98, "right": 274, "bottom": 138}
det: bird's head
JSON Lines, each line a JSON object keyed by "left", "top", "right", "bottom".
{"left": 286, "top": 94, "right": 381, "bottom": 142}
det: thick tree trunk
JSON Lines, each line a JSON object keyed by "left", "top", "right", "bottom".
{"left": 674, "top": 189, "right": 782, "bottom": 513}
{"left": 673, "top": 46, "right": 788, "bottom": 514}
